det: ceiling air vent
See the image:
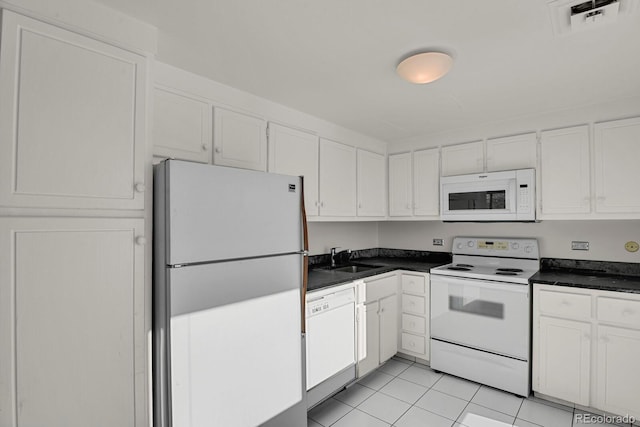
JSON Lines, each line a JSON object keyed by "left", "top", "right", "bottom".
{"left": 548, "top": 0, "right": 638, "bottom": 35}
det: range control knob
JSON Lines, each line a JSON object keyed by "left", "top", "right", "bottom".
{"left": 511, "top": 242, "right": 520, "bottom": 250}
{"left": 456, "top": 242, "right": 463, "bottom": 250}
{"left": 525, "top": 246, "right": 533, "bottom": 254}
{"left": 467, "top": 240, "right": 475, "bottom": 248}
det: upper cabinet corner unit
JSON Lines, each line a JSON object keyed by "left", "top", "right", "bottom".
{"left": 539, "top": 117, "right": 640, "bottom": 219}
{"left": 440, "top": 133, "right": 537, "bottom": 177}
{"left": 0, "top": 10, "right": 147, "bottom": 210}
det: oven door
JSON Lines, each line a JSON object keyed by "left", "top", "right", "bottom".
{"left": 430, "top": 275, "right": 529, "bottom": 360}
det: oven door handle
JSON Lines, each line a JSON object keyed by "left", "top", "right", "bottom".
{"left": 430, "top": 275, "right": 529, "bottom": 294}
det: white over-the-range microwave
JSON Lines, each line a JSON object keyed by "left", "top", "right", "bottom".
{"left": 440, "top": 168, "right": 536, "bottom": 222}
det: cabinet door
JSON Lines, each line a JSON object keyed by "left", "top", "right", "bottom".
{"left": 441, "top": 141, "right": 484, "bottom": 176}
{"left": 379, "top": 294, "right": 398, "bottom": 364}
{"left": 358, "top": 302, "right": 380, "bottom": 378}
{"left": 0, "top": 11, "right": 146, "bottom": 210}
{"left": 595, "top": 325, "right": 640, "bottom": 420}
{"left": 594, "top": 117, "right": 640, "bottom": 214}
{"left": 357, "top": 149, "right": 386, "bottom": 217}
{"left": 318, "top": 139, "right": 356, "bottom": 216}
{"left": 0, "top": 217, "right": 146, "bottom": 427}
{"left": 388, "top": 153, "right": 412, "bottom": 216}
{"left": 486, "top": 133, "right": 537, "bottom": 172}
{"left": 267, "top": 123, "right": 319, "bottom": 216}
{"left": 539, "top": 126, "right": 591, "bottom": 216}
{"left": 413, "top": 148, "right": 439, "bottom": 217}
{"left": 535, "top": 316, "right": 591, "bottom": 406}
{"left": 152, "top": 86, "right": 212, "bottom": 163}
{"left": 213, "top": 107, "right": 267, "bottom": 171}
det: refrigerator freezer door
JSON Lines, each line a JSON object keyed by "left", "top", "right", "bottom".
{"left": 159, "top": 160, "right": 302, "bottom": 265}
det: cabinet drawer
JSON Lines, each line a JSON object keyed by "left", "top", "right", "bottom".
{"left": 401, "top": 333, "right": 426, "bottom": 355}
{"left": 402, "top": 294, "right": 425, "bottom": 315}
{"left": 597, "top": 297, "right": 640, "bottom": 328}
{"left": 402, "top": 313, "right": 426, "bottom": 335}
{"left": 539, "top": 290, "right": 591, "bottom": 319}
{"left": 402, "top": 274, "right": 426, "bottom": 294}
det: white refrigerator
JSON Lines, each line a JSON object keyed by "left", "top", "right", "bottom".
{"left": 153, "top": 160, "right": 307, "bottom": 427}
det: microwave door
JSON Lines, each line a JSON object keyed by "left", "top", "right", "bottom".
{"left": 442, "top": 179, "right": 517, "bottom": 220}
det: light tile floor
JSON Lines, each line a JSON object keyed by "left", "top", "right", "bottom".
{"left": 307, "top": 357, "right": 637, "bottom": 427}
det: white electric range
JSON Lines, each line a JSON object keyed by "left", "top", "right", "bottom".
{"left": 430, "top": 237, "right": 540, "bottom": 397}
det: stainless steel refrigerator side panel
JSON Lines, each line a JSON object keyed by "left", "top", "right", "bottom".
{"left": 165, "top": 160, "right": 302, "bottom": 265}
{"left": 169, "top": 253, "right": 303, "bottom": 317}
{"left": 153, "top": 161, "right": 172, "bottom": 427}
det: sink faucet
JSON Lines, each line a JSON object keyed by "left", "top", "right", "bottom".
{"left": 330, "top": 247, "right": 351, "bottom": 268}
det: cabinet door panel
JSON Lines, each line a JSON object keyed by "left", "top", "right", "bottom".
{"left": 267, "top": 123, "right": 319, "bottom": 216}
{"left": 596, "top": 325, "right": 640, "bottom": 420}
{"left": 486, "top": 133, "right": 537, "bottom": 172}
{"left": 358, "top": 302, "right": 380, "bottom": 378}
{"left": 214, "top": 108, "right": 266, "bottom": 171}
{"left": 388, "top": 153, "right": 412, "bottom": 216}
{"left": 379, "top": 294, "right": 398, "bottom": 364}
{"left": 0, "top": 11, "right": 146, "bottom": 210}
{"left": 0, "top": 218, "right": 145, "bottom": 427}
{"left": 153, "top": 87, "right": 212, "bottom": 163}
{"left": 536, "top": 316, "right": 590, "bottom": 406}
{"left": 594, "top": 117, "right": 640, "bottom": 214}
{"left": 540, "top": 126, "right": 591, "bottom": 216}
{"left": 357, "top": 149, "right": 386, "bottom": 217}
{"left": 413, "top": 148, "right": 439, "bottom": 216}
{"left": 441, "top": 141, "right": 484, "bottom": 176}
{"left": 318, "top": 139, "right": 356, "bottom": 216}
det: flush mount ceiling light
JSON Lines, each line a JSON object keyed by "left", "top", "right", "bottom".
{"left": 396, "top": 51, "right": 453, "bottom": 84}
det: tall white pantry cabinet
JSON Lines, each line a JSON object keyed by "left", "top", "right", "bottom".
{"left": 0, "top": 9, "right": 148, "bottom": 427}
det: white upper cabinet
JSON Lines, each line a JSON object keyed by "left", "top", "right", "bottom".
{"left": 594, "top": 117, "right": 640, "bottom": 214}
{"left": 388, "top": 153, "right": 413, "bottom": 217}
{"left": 318, "top": 138, "right": 356, "bottom": 217}
{"left": 0, "top": 11, "right": 147, "bottom": 210}
{"left": 152, "top": 86, "right": 212, "bottom": 163}
{"left": 389, "top": 149, "right": 439, "bottom": 218}
{"left": 441, "top": 141, "right": 484, "bottom": 176}
{"left": 357, "top": 149, "right": 386, "bottom": 217}
{"left": 213, "top": 107, "right": 267, "bottom": 171}
{"left": 413, "top": 148, "right": 440, "bottom": 217}
{"left": 539, "top": 126, "right": 591, "bottom": 217}
{"left": 486, "top": 133, "right": 537, "bottom": 172}
{"left": 267, "top": 123, "right": 319, "bottom": 216}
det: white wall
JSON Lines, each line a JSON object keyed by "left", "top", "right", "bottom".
{"left": 378, "top": 220, "right": 640, "bottom": 263}
{"left": 307, "top": 222, "right": 379, "bottom": 255}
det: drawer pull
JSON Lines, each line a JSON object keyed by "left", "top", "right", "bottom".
{"left": 561, "top": 299, "right": 571, "bottom": 306}
{"left": 622, "top": 308, "right": 636, "bottom": 316}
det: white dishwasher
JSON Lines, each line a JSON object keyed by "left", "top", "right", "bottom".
{"left": 306, "top": 286, "right": 356, "bottom": 391}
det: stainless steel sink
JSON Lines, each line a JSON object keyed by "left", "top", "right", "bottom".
{"left": 328, "top": 264, "right": 378, "bottom": 273}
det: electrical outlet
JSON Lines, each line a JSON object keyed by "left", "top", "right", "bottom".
{"left": 433, "top": 238, "right": 444, "bottom": 246}
{"left": 571, "top": 241, "right": 589, "bottom": 251}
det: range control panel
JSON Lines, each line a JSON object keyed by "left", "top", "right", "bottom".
{"left": 453, "top": 237, "right": 539, "bottom": 259}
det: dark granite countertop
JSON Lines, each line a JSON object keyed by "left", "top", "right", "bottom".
{"left": 530, "top": 258, "right": 640, "bottom": 294}
{"left": 307, "top": 249, "right": 451, "bottom": 293}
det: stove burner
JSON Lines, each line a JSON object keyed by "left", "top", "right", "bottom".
{"left": 447, "top": 266, "right": 471, "bottom": 271}
{"left": 456, "top": 264, "right": 474, "bottom": 268}
{"left": 495, "top": 271, "right": 519, "bottom": 276}
{"left": 496, "top": 268, "right": 523, "bottom": 273}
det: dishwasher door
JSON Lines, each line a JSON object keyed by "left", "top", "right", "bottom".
{"left": 306, "top": 288, "right": 356, "bottom": 390}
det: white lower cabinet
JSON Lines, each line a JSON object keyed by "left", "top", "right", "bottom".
{"left": 0, "top": 217, "right": 146, "bottom": 427}
{"left": 357, "top": 273, "right": 398, "bottom": 377}
{"left": 533, "top": 284, "right": 640, "bottom": 420}
{"left": 398, "top": 272, "right": 430, "bottom": 361}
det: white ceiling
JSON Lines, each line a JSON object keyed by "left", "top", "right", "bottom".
{"left": 95, "top": 0, "right": 640, "bottom": 143}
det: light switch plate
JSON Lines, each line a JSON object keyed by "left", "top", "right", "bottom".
{"left": 572, "top": 241, "right": 589, "bottom": 251}
{"left": 433, "top": 238, "right": 444, "bottom": 246}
